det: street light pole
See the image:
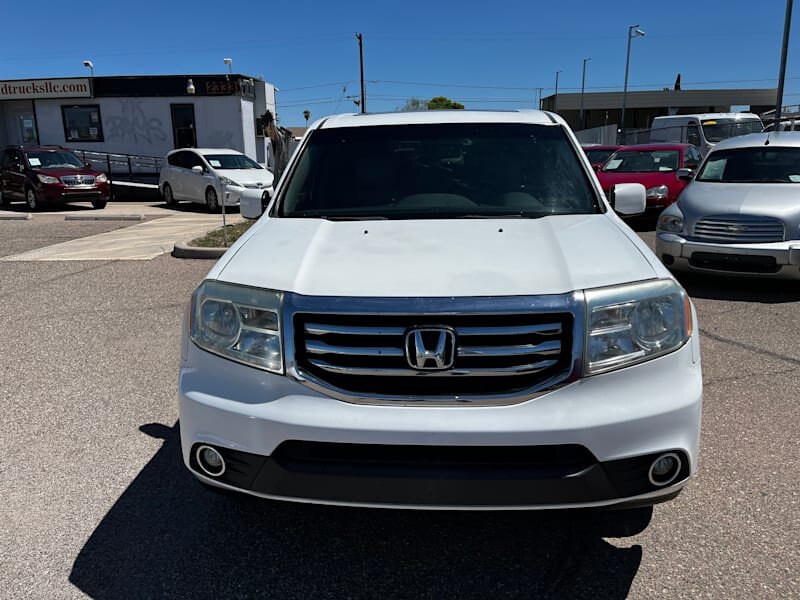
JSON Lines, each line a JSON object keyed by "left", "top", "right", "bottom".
{"left": 554, "top": 70, "right": 562, "bottom": 113}
{"left": 775, "top": 0, "right": 794, "bottom": 127}
{"left": 620, "top": 25, "right": 645, "bottom": 143}
{"left": 580, "top": 58, "right": 591, "bottom": 129}
{"left": 356, "top": 33, "right": 366, "bottom": 114}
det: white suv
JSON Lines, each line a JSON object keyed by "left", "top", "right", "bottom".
{"left": 179, "top": 110, "right": 702, "bottom": 510}
{"left": 159, "top": 148, "right": 274, "bottom": 211}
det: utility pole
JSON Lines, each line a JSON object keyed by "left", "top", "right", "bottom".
{"left": 554, "top": 70, "right": 562, "bottom": 113}
{"left": 580, "top": 58, "right": 591, "bottom": 129}
{"left": 535, "top": 87, "right": 544, "bottom": 109}
{"left": 775, "top": 0, "right": 794, "bottom": 127}
{"left": 620, "top": 25, "right": 645, "bottom": 143}
{"left": 356, "top": 33, "right": 366, "bottom": 114}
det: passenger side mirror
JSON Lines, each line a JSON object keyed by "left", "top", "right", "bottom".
{"left": 611, "top": 183, "right": 646, "bottom": 215}
{"left": 677, "top": 168, "right": 694, "bottom": 181}
{"left": 85, "top": 161, "right": 92, "bottom": 169}
{"left": 14, "top": 163, "right": 24, "bottom": 172}
{"left": 191, "top": 165, "right": 204, "bottom": 174}
{"left": 240, "top": 188, "right": 267, "bottom": 219}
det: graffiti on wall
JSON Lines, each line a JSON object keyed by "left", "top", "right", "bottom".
{"left": 106, "top": 100, "right": 167, "bottom": 145}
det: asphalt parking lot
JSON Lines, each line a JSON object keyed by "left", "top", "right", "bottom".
{"left": 0, "top": 211, "right": 798, "bottom": 599}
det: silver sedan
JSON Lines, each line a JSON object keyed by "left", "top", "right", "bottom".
{"left": 656, "top": 132, "right": 800, "bottom": 279}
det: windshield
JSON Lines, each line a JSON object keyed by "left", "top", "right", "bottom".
{"left": 602, "top": 149, "right": 680, "bottom": 173}
{"left": 585, "top": 148, "right": 616, "bottom": 165}
{"left": 701, "top": 118, "right": 762, "bottom": 143}
{"left": 696, "top": 147, "right": 800, "bottom": 183}
{"left": 203, "top": 154, "right": 262, "bottom": 170}
{"left": 278, "top": 124, "right": 599, "bottom": 219}
{"left": 26, "top": 151, "right": 83, "bottom": 169}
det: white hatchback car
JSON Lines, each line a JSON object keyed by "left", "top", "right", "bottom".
{"left": 180, "top": 110, "right": 702, "bottom": 510}
{"left": 159, "top": 148, "right": 274, "bottom": 211}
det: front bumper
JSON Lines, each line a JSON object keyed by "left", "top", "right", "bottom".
{"left": 179, "top": 333, "right": 702, "bottom": 509}
{"left": 222, "top": 185, "right": 273, "bottom": 207}
{"left": 38, "top": 183, "right": 110, "bottom": 202}
{"left": 656, "top": 232, "right": 800, "bottom": 279}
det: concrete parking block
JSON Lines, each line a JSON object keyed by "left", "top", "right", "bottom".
{"left": 64, "top": 214, "right": 145, "bottom": 221}
{"left": 0, "top": 212, "right": 31, "bottom": 220}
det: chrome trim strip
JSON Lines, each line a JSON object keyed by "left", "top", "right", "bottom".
{"left": 305, "top": 323, "right": 406, "bottom": 336}
{"left": 456, "top": 323, "right": 562, "bottom": 336}
{"left": 457, "top": 340, "right": 561, "bottom": 357}
{"left": 308, "top": 357, "right": 559, "bottom": 377}
{"left": 305, "top": 340, "right": 404, "bottom": 357}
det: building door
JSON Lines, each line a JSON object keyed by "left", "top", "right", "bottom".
{"left": 14, "top": 110, "right": 38, "bottom": 145}
{"left": 171, "top": 104, "right": 196, "bottom": 149}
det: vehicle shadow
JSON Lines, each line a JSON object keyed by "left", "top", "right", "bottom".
{"left": 69, "top": 422, "right": 650, "bottom": 599}
{"left": 153, "top": 202, "right": 242, "bottom": 215}
{"left": 676, "top": 272, "right": 800, "bottom": 303}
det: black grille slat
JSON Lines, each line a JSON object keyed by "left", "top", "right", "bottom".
{"left": 693, "top": 214, "right": 785, "bottom": 244}
{"left": 295, "top": 312, "right": 572, "bottom": 398}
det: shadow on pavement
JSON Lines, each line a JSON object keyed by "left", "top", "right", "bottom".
{"left": 677, "top": 272, "right": 800, "bottom": 303}
{"left": 70, "top": 422, "right": 649, "bottom": 599}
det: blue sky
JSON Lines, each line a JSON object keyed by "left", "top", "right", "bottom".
{"left": 3, "top": 0, "right": 797, "bottom": 125}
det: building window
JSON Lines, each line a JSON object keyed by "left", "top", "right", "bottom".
{"left": 61, "top": 105, "right": 103, "bottom": 142}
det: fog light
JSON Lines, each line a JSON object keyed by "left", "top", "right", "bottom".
{"left": 648, "top": 452, "right": 681, "bottom": 486}
{"left": 196, "top": 445, "right": 226, "bottom": 477}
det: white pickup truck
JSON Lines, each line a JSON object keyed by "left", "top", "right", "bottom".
{"left": 179, "top": 110, "right": 702, "bottom": 510}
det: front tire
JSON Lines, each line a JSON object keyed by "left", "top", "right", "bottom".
{"left": 92, "top": 198, "right": 107, "bottom": 209}
{"left": 0, "top": 187, "right": 7, "bottom": 207}
{"left": 25, "top": 187, "right": 39, "bottom": 211}
{"left": 162, "top": 183, "right": 178, "bottom": 207}
{"left": 205, "top": 187, "right": 220, "bottom": 212}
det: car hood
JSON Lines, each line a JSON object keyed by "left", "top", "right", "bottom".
{"left": 215, "top": 214, "right": 658, "bottom": 297}
{"left": 217, "top": 169, "right": 274, "bottom": 186}
{"left": 680, "top": 181, "right": 800, "bottom": 216}
{"left": 33, "top": 167, "right": 98, "bottom": 178}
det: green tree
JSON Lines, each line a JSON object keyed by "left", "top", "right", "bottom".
{"left": 427, "top": 96, "right": 465, "bottom": 110}
{"left": 397, "top": 97, "right": 428, "bottom": 112}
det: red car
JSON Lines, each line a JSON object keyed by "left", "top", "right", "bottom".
{"left": 0, "top": 146, "right": 110, "bottom": 210}
{"left": 581, "top": 144, "right": 622, "bottom": 170}
{"left": 596, "top": 143, "right": 700, "bottom": 211}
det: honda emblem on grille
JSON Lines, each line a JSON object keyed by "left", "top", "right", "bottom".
{"left": 405, "top": 327, "right": 456, "bottom": 370}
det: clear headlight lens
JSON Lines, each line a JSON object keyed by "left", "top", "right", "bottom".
{"left": 646, "top": 185, "right": 669, "bottom": 199}
{"left": 657, "top": 214, "right": 684, "bottom": 233}
{"left": 584, "top": 279, "right": 692, "bottom": 375}
{"left": 37, "top": 174, "right": 59, "bottom": 184}
{"left": 96, "top": 173, "right": 108, "bottom": 183}
{"left": 219, "top": 176, "right": 242, "bottom": 187}
{"left": 190, "top": 280, "right": 282, "bottom": 373}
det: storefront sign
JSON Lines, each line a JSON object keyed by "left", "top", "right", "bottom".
{"left": 0, "top": 78, "right": 91, "bottom": 100}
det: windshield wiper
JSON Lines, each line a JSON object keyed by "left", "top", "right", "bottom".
{"left": 454, "top": 212, "right": 547, "bottom": 219}
{"left": 315, "top": 215, "right": 389, "bottom": 221}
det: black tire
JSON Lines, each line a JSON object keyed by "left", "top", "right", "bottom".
{"left": 25, "top": 187, "right": 39, "bottom": 211}
{"left": 0, "top": 186, "right": 8, "bottom": 207}
{"left": 162, "top": 182, "right": 178, "bottom": 206}
{"left": 205, "top": 187, "right": 220, "bottom": 212}
{"left": 92, "top": 198, "right": 107, "bottom": 209}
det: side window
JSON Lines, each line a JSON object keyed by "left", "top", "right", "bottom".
{"left": 167, "top": 152, "right": 183, "bottom": 167}
{"left": 684, "top": 147, "right": 699, "bottom": 169}
{"left": 183, "top": 152, "right": 203, "bottom": 169}
{"left": 686, "top": 125, "right": 701, "bottom": 148}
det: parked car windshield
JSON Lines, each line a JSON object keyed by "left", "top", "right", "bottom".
{"left": 696, "top": 147, "right": 800, "bottom": 183}
{"left": 584, "top": 148, "right": 616, "bottom": 165}
{"left": 26, "top": 151, "right": 84, "bottom": 169}
{"left": 701, "top": 118, "right": 762, "bottom": 143}
{"left": 278, "top": 123, "right": 599, "bottom": 219}
{"left": 602, "top": 149, "right": 680, "bottom": 173}
{"left": 203, "top": 154, "right": 262, "bottom": 170}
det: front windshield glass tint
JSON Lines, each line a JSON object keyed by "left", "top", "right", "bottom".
{"left": 701, "top": 119, "right": 762, "bottom": 143}
{"left": 696, "top": 147, "right": 800, "bottom": 183}
{"left": 602, "top": 150, "right": 680, "bottom": 173}
{"left": 203, "top": 154, "right": 262, "bottom": 170}
{"left": 26, "top": 151, "right": 83, "bottom": 169}
{"left": 585, "top": 149, "right": 616, "bottom": 165}
{"left": 278, "top": 124, "right": 598, "bottom": 219}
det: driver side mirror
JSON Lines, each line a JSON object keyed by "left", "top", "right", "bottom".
{"left": 611, "top": 183, "right": 646, "bottom": 215}
{"left": 85, "top": 161, "right": 92, "bottom": 169}
{"left": 191, "top": 165, "right": 204, "bottom": 174}
{"left": 240, "top": 188, "right": 267, "bottom": 219}
{"left": 677, "top": 168, "right": 694, "bottom": 181}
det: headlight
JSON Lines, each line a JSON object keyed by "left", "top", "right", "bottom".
{"left": 646, "top": 185, "right": 669, "bottom": 199}
{"left": 190, "top": 280, "right": 282, "bottom": 373}
{"left": 584, "top": 279, "right": 692, "bottom": 375}
{"left": 657, "top": 214, "right": 684, "bottom": 233}
{"left": 37, "top": 174, "right": 59, "bottom": 184}
{"left": 219, "top": 176, "right": 242, "bottom": 187}
{"left": 96, "top": 173, "right": 108, "bottom": 183}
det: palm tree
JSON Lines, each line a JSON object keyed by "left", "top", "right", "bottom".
{"left": 303, "top": 110, "right": 311, "bottom": 127}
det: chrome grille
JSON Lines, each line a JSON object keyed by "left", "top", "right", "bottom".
{"left": 294, "top": 313, "right": 572, "bottom": 398}
{"left": 60, "top": 175, "right": 96, "bottom": 187}
{"left": 243, "top": 182, "right": 266, "bottom": 189}
{"left": 693, "top": 215, "right": 785, "bottom": 243}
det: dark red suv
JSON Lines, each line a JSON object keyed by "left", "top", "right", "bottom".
{"left": 0, "top": 146, "right": 110, "bottom": 210}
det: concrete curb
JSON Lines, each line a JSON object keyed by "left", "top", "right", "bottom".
{"left": 0, "top": 212, "right": 31, "bottom": 220}
{"left": 171, "top": 241, "right": 228, "bottom": 259}
{"left": 64, "top": 214, "right": 145, "bottom": 221}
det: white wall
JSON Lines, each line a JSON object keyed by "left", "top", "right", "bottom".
{"left": 240, "top": 98, "right": 256, "bottom": 159}
{"left": 34, "top": 95, "right": 246, "bottom": 158}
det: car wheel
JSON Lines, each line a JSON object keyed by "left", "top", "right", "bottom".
{"left": 205, "top": 187, "right": 220, "bottom": 212}
{"left": 0, "top": 187, "right": 7, "bottom": 207}
{"left": 92, "top": 199, "right": 107, "bottom": 209}
{"left": 25, "top": 187, "right": 39, "bottom": 211}
{"left": 162, "top": 183, "right": 178, "bottom": 207}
